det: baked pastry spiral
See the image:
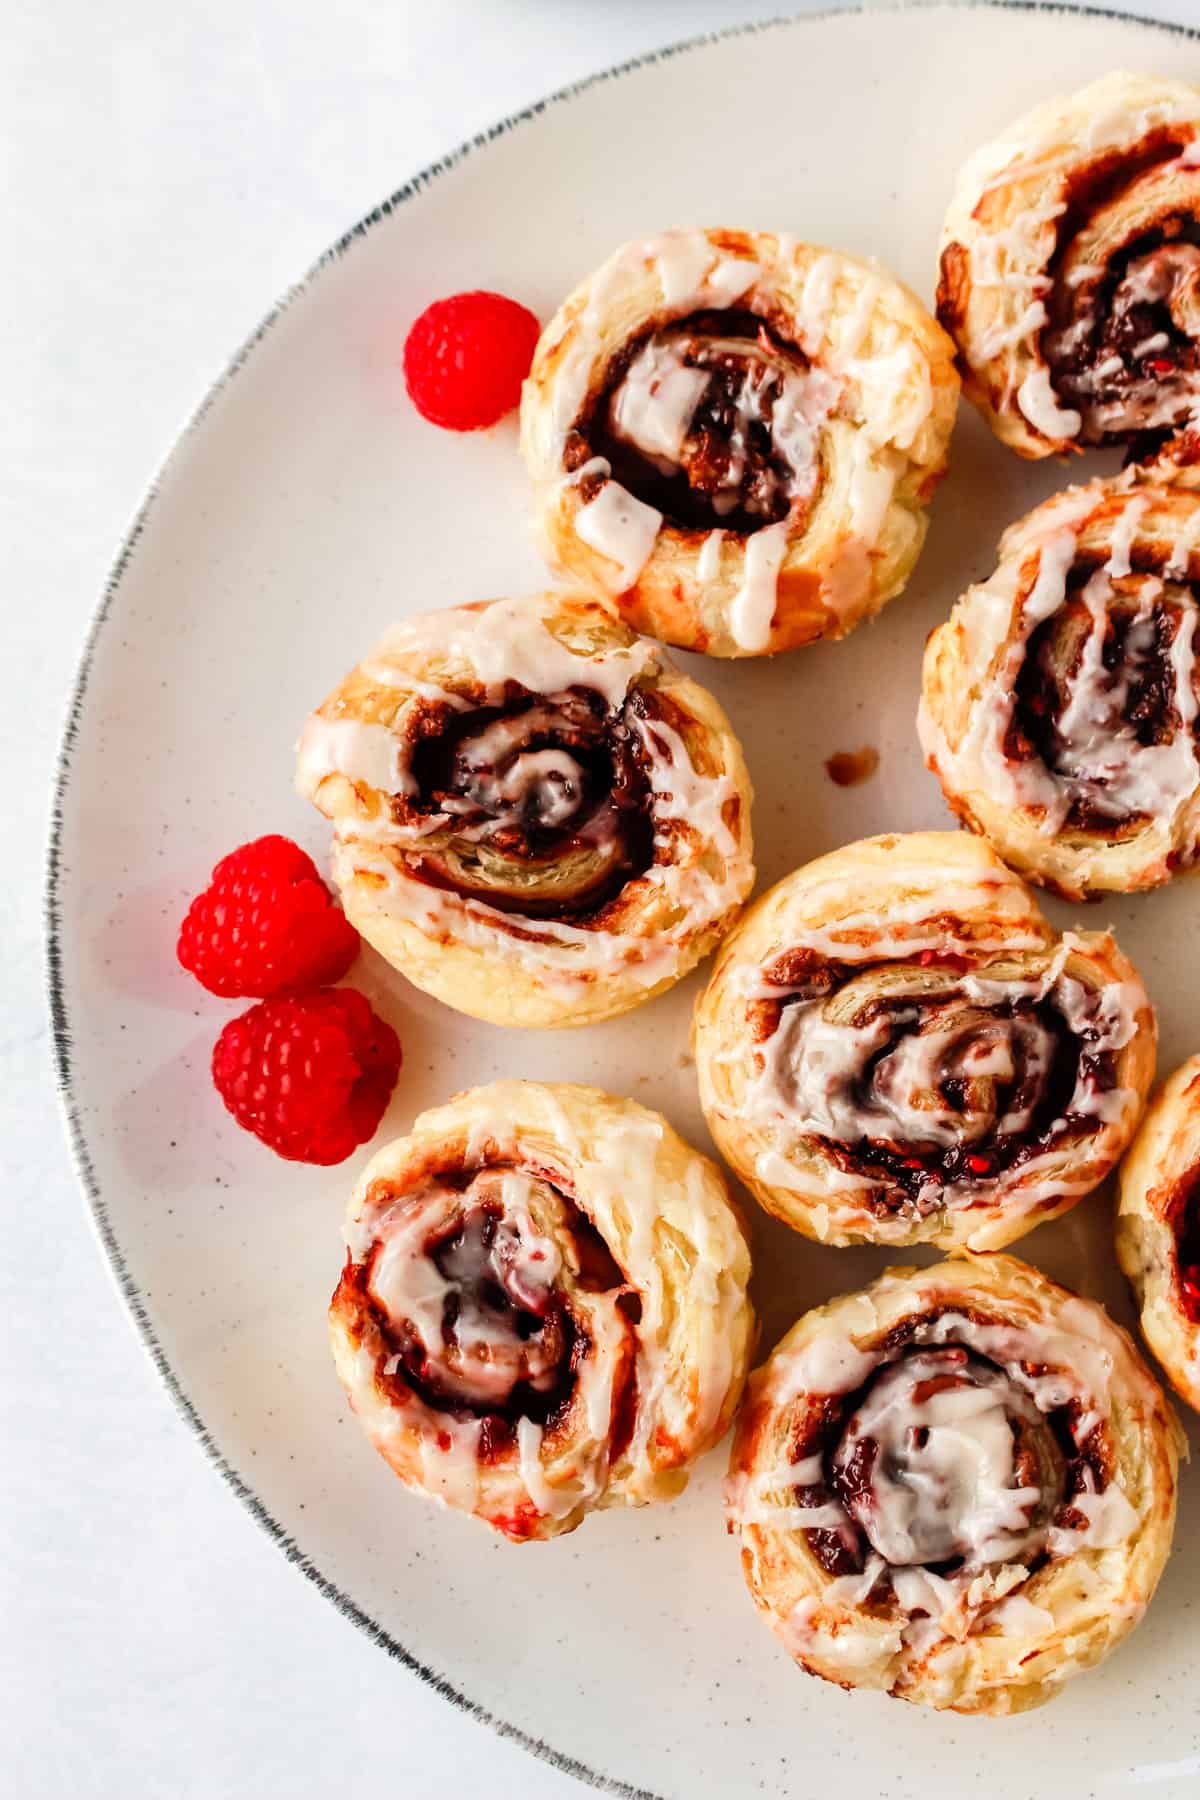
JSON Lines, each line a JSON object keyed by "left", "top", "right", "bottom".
{"left": 1117, "top": 1055, "right": 1200, "bottom": 1413}
{"left": 693, "top": 831, "right": 1155, "bottom": 1250}
{"left": 296, "top": 591, "right": 754, "bottom": 1027}
{"left": 328, "top": 1081, "right": 754, "bottom": 1540}
{"left": 727, "top": 1254, "right": 1183, "bottom": 1714}
{"left": 938, "top": 72, "right": 1200, "bottom": 460}
{"left": 920, "top": 471, "right": 1200, "bottom": 898}
{"left": 521, "top": 228, "right": 958, "bottom": 657}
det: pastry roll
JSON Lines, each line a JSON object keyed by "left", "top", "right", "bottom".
{"left": 1117, "top": 1055, "right": 1200, "bottom": 1412}
{"left": 693, "top": 831, "right": 1155, "bottom": 1250}
{"left": 727, "top": 1254, "right": 1183, "bottom": 1714}
{"left": 329, "top": 1081, "right": 754, "bottom": 1540}
{"left": 920, "top": 471, "right": 1200, "bottom": 898}
{"left": 521, "top": 228, "right": 958, "bottom": 657}
{"left": 938, "top": 72, "right": 1200, "bottom": 458}
{"left": 297, "top": 591, "right": 754, "bottom": 1028}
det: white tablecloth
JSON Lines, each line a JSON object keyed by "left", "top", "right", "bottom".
{"left": 6, "top": 3, "right": 1193, "bottom": 1793}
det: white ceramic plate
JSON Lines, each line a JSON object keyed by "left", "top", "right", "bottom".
{"left": 49, "top": 6, "right": 1200, "bottom": 1795}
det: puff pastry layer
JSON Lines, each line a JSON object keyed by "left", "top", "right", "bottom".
{"left": 1117, "top": 1054, "right": 1200, "bottom": 1413}
{"left": 522, "top": 229, "right": 958, "bottom": 656}
{"left": 329, "top": 1081, "right": 754, "bottom": 1539}
{"left": 693, "top": 831, "right": 1155, "bottom": 1249}
{"left": 727, "top": 1253, "right": 1183, "bottom": 1713}
{"left": 297, "top": 591, "right": 754, "bottom": 1027}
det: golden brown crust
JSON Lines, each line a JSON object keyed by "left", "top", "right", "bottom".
{"left": 521, "top": 229, "right": 958, "bottom": 656}
{"left": 1117, "top": 1055, "right": 1200, "bottom": 1413}
{"left": 297, "top": 591, "right": 754, "bottom": 1027}
{"left": 330, "top": 1081, "right": 755, "bottom": 1541}
{"left": 727, "top": 1253, "right": 1184, "bottom": 1714}
{"left": 693, "top": 831, "right": 1156, "bottom": 1249}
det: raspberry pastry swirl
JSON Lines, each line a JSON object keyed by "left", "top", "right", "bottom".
{"left": 522, "top": 228, "right": 958, "bottom": 656}
{"left": 693, "top": 832, "right": 1155, "bottom": 1251}
{"left": 920, "top": 473, "right": 1200, "bottom": 898}
{"left": 297, "top": 591, "right": 754, "bottom": 1028}
{"left": 329, "top": 1081, "right": 754, "bottom": 1541}
{"left": 938, "top": 72, "right": 1200, "bottom": 459}
{"left": 1118, "top": 1055, "right": 1200, "bottom": 1413}
{"left": 727, "top": 1254, "right": 1183, "bottom": 1714}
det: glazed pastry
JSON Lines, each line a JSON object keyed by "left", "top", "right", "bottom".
{"left": 920, "top": 471, "right": 1200, "bottom": 898}
{"left": 1117, "top": 1055, "right": 1200, "bottom": 1412}
{"left": 521, "top": 228, "right": 958, "bottom": 656}
{"left": 328, "top": 1081, "right": 754, "bottom": 1540}
{"left": 693, "top": 832, "right": 1155, "bottom": 1250}
{"left": 938, "top": 71, "right": 1200, "bottom": 459}
{"left": 296, "top": 590, "right": 754, "bottom": 1028}
{"left": 727, "top": 1254, "right": 1183, "bottom": 1714}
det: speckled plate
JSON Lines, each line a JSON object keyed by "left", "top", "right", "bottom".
{"left": 48, "top": 6, "right": 1200, "bottom": 1795}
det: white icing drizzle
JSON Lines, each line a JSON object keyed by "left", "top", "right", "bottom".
{"left": 574, "top": 481, "right": 664, "bottom": 587}
{"left": 368, "top": 594, "right": 659, "bottom": 712}
{"left": 610, "top": 338, "right": 711, "bottom": 465}
{"left": 697, "top": 528, "right": 724, "bottom": 582}
{"left": 729, "top": 519, "right": 791, "bottom": 652}
{"left": 1017, "top": 368, "right": 1082, "bottom": 440}
{"left": 296, "top": 715, "right": 414, "bottom": 800}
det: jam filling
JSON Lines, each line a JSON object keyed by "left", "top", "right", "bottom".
{"left": 1006, "top": 583, "right": 1194, "bottom": 829}
{"left": 784, "top": 1326, "right": 1104, "bottom": 1583}
{"left": 584, "top": 308, "right": 817, "bottom": 534}
{"left": 1045, "top": 214, "right": 1200, "bottom": 444}
{"left": 1170, "top": 1170, "right": 1200, "bottom": 1323}
{"left": 402, "top": 684, "right": 655, "bottom": 917}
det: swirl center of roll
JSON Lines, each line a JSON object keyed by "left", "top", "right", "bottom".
{"left": 759, "top": 965, "right": 1085, "bottom": 1191}
{"left": 405, "top": 687, "right": 655, "bottom": 916}
{"left": 1009, "top": 573, "right": 1199, "bottom": 829}
{"left": 368, "top": 1170, "right": 573, "bottom": 1414}
{"left": 590, "top": 310, "right": 836, "bottom": 533}
{"left": 831, "top": 1347, "right": 1064, "bottom": 1568}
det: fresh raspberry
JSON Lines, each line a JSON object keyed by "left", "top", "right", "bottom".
{"left": 178, "top": 834, "right": 358, "bottom": 998}
{"left": 212, "top": 989, "right": 402, "bottom": 1164}
{"left": 403, "top": 290, "right": 540, "bottom": 430}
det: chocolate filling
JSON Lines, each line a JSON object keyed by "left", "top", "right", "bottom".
{"left": 579, "top": 308, "right": 816, "bottom": 534}
{"left": 400, "top": 683, "right": 656, "bottom": 918}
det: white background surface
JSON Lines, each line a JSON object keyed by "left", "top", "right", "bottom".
{"left": 6, "top": 4, "right": 1198, "bottom": 1796}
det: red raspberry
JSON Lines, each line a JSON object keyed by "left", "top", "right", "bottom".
{"left": 403, "top": 290, "right": 540, "bottom": 430}
{"left": 212, "top": 989, "right": 402, "bottom": 1164}
{"left": 178, "top": 834, "right": 358, "bottom": 998}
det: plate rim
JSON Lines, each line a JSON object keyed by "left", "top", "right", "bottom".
{"left": 43, "top": 5, "right": 1200, "bottom": 1793}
